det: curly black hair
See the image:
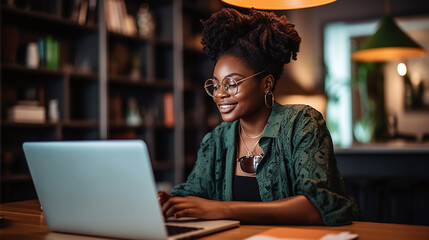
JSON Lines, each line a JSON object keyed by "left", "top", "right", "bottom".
{"left": 201, "top": 8, "right": 301, "bottom": 88}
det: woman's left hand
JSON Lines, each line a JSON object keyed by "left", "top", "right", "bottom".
{"left": 161, "top": 196, "right": 228, "bottom": 219}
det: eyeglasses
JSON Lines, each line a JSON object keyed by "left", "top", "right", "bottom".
{"left": 237, "top": 154, "right": 263, "bottom": 175}
{"left": 204, "top": 71, "right": 265, "bottom": 97}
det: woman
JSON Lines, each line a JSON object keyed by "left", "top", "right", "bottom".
{"left": 159, "top": 8, "right": 363, "bottom": 226}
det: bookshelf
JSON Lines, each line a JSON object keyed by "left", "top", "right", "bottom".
{"left": 0, "top": 0, "right": 226, "bottom": 203}
{"left": 1, "top": 0, "right": 101, "bottom": 201}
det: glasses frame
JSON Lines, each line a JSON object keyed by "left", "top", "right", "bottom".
{"left": 204, "top": 71, "right": 265, "bottom": 97}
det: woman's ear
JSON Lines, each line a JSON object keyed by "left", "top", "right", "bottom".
{"left": 262, "top": 74, "right": 274, "bottom": 92}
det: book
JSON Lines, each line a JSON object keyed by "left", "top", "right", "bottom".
{"left": 78, "top": 0, "right": 89, "bottom": 25}
{"left": 109, "top": 0, "right": 120, "bottom": 33}
{"left": 8, "top": 104, "right": 46, "bottom": 123}
{"left": 245, "top": 227, "right": 358, "bottom": 240}
{"left": 124, "top": 14, "right": 137, "bottom": 36}
{"left": 45, "top": 36, "right": 59, "bottom": 71}
{"left": 45, "top": 36, "right": 54, "bottom": 70}
{"left": 37, "top": 38, "right": 46, "bottom": 67}
{"left": 71, "top": 0, "right": 83, "bottom": 22}
{"left": 86, "top": 0, "right": 97, "bottom": 26}
{"left": 118, "top": 0, "right": 129, "bottom": 35}
{"left": 163, "top": 92, "right": 174, "bottom": 128}
{"left": 105, "top": 0, "right": 113, "bottom": 31}
{"left": 115, "top": 0, "right": 125, "bottom": 34}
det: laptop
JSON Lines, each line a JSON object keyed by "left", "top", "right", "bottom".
{"left": 23, "top": 140, "right": 239, "bottom": 240}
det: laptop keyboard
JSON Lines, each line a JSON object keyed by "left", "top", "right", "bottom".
{"left": 166, "top": 225, "right": 203, "bottom": 236}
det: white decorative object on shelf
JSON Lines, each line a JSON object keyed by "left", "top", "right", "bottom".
{"left": 48, "top": 99, "right": 59, "bottom": 122}
{"left": 137, "top": 3, "right": 155, "bottom": 38}
{"left": 26, "top": 42, "right": 39, "bottom": 68}
{"left": 126, "top": 97, "right": 142, "bottom": 126}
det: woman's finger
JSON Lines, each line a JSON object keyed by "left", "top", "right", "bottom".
{"left": 162, "top": 196, "right": 187, "bottom": 217}
{"left": 174, "top": 208, "right": 198, "bottom": 218}
{"left": 165, "top": 201, "right": 195, "bottom": 218}
{"left": 157, "top": 191, "right": 170, "bottom": 205}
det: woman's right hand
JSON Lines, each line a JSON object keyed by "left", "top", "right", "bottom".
{"left": 157, "top": 191, "right": 171, "bottom": 206}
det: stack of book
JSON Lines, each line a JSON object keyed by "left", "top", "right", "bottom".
{"left": 7, "top": 101, "right": 46, "bottom": 123}
{"left": 105, "top": 0, "right": 137, "bottom": 36}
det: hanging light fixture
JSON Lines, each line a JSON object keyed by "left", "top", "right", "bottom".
{"left": 219, "top": 0, "right": 337, "bottom": 10}
{"left": 352, "top": 0, "right": 426, "bottom": 62}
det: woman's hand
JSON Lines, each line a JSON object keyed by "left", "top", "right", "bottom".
{"left": 161, "top": 196, "right": 228, "bottom": 220}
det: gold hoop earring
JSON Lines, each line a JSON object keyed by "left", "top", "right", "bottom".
{"left": 264, "top": 90, "right": 274, "bottom": 109}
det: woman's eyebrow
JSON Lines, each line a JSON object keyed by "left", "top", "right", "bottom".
{"left": 213, "top": 73, "right": 246, "bottom": 80}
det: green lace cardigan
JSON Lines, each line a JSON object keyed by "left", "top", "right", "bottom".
{"left": 170, "top": 103, "right": 363, "bottom": 225}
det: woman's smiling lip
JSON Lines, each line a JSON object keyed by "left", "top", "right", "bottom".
{"left": 217, "top": 103, "right": 237, "bottom": 114}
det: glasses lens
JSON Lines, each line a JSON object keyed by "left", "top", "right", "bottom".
{"left": 238, "top": 155, "right": 262, "bottom": 174}
{"left": 204, "top": 79, "right": 219, "bottom": 97}
{"left": 223, "top": 77, "right": 238, "bottom": 96}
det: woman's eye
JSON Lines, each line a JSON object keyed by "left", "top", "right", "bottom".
{"left": 224, "top": 79, "right": 237, "bottom": 87}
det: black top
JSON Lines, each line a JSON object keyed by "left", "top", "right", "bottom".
{"left": 232, "top": 175, "right": 262, "bottom": 201}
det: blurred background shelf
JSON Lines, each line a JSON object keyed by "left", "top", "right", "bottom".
{"left": 1, "top": 0, "right": 222, "bottom": 204}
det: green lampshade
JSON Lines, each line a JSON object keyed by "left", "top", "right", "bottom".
{"left": 352, "top": 15, "right": 426, "bottom": 62}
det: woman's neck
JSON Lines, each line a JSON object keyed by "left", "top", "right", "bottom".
{"left": 239, "top": 105, "right": 272, "bottom": 137}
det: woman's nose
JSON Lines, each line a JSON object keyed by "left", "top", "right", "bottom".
{"left": 215, "top": 85, "right": 230, "bottom": 98}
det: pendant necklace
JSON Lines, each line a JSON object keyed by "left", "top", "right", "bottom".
{"left": 237, "top": 123, "right": 264, "bottom": 175}
{"left": 239, "top": 122, "right": 262, "bottom": 157}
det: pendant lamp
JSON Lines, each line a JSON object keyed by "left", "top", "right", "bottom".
{"left": 219, "top": 0, "right": 337, "bottom": 10}
{"left": 352, "top": 5, "right": 426, "bottom": 62}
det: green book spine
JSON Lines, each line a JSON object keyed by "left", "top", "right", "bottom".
{"left": 52, "top": 40, "right": 59, "bottom": 70}
{"left": 45, "top": 36, "right": 53, "bottom": 70}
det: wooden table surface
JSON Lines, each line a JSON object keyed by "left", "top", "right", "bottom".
{"left": 1, "top": 200, "right": 429, "bottom": 240}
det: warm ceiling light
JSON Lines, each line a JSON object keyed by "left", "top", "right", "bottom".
{"left": 352, "top": 15, "right": 426, "bottom": 62}
{"left": 397, "top": 63, "right": 407, "bottom": 76}
{"left": 219, "top": 0, "right": 337, "bottom": 10}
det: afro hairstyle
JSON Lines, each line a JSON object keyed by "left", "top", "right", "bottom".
{"left": 201, "top": 8, "right": 301, "bottom": 88}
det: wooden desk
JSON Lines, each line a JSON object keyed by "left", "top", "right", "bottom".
{"left": 1, "top": 200, "right": 429, "bottom": 240}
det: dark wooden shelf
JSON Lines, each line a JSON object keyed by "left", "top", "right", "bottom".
{"left": 0, "top": 64, "right": 99, "bottom": 81}
{"left": 109, "top": 122, "right": 145, "bottom": 129}
{"left": 109, "top": 122, "right": 173, "bottom": 130}
{"left": 1, "top": 5, "right": 98, "bottom": 34}
{"left": 108, "top": 32, "right": 173, "bottom": 47}
{"left": 0, "top": 120, "right": 102, "bottom": 129}
{"left": 62, "top": 120, "right": 99, "bottom": 128}
{"left": 69, "top": 71, "right": 99, "bottom": 81}
{"left": 108, "top": 31, "right": 150, "bottom": 43}
{"left": 1, "top": 121, "right": 58, "bottom": 128}
{"left": 1, "top": 63, "right": 64, "bottom": 77}
{"left": 184, "top": 80, "right": 203, "bottom": 92}
{"left": 109, "top": 75, "right": 174, "bottom": 89}
{"left": 1, "top": 174, "right": 32, "bottom": 183}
